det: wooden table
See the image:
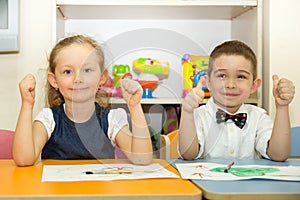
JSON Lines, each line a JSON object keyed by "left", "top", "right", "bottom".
{"left": 0, "top": 159, "right": 201, "bottom": 200}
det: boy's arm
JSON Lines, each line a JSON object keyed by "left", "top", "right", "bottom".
{"left": 267, "top": 75, "right": 295, "bottom": 161}
{"left": 13, "top": 74, "right": 47, "bottom": 166}
{"left": 179, "top": 109, "right": 200, "bottom": 160}
{"left": 116, "top": 79, "right": 152, "bottom": 165}
{"left": 179, "top": 77, "right": 205, "bottom": 160}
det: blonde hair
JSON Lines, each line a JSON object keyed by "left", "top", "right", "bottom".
{"left": 46, "top": 34, "right": 110, "bottom": 107}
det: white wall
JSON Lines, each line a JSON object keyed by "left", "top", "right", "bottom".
{"left": 0, "top": 0, "right": 53, "bottom": 131}
{"left": 263, "top": 0, "right": 300, "bottom": 127}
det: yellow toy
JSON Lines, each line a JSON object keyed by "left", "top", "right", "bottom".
{"left": 182, "top": 54, "right": 210, "bottom": 97}
{"left": 132, "top": 57, "right": 170, "bottom": 76}
{"left": 132, "top": 57, "right": 170, "bottom": 98}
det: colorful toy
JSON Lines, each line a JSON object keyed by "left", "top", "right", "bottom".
{"left": 132, "top": 57, "right": 170, "bottom": 76}
{"left": 133, "top": 57, "right": 170, "bottom": 98}
{"left": 113, "top": 64, "right": 131, "bottom": 87}
{"left": 137, "top": 80, "right": 158, "bottom": 98}
{"left": 182, "top": 54, "right": 211, "bottom": 97}
{"left": 107, "top": 64, "right": 132, "bottom": 97}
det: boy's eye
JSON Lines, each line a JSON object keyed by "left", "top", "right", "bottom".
{"left": 238, "top": 75, "right": 247, "bottom": 79}
{"left": 217, "top": 74, "right": 226, "bottom": 79}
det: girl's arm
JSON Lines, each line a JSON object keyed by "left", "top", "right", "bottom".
{"left": 179, "top": 77, "right": 205, "bottom": 160}
{"left": 267, "top": 75, "right": 295, "bottom": 161}
{"left": 116, "top": 79, "right": 152, "bottom": 165}
{"left": 13, "top": 74, "right": 48, "bottom": 166}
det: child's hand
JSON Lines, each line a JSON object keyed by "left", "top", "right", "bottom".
{"left": 121, "top": 79, "right": 143, "bottom": 107}
{"left": 182, "top": 76, "right": 206, "bottom": 113}
{"left": 19, "top": 74, "right": 36, "bottom": 106}
{"left": 272, "top": 75, "right": 295, "bottom": 106}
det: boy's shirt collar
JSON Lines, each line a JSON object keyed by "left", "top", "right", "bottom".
{"left": 207, "top": 97, "right": 248, "bottom": 115}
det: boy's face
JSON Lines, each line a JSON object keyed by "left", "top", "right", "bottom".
{"left": 206, "top": 55, "right": 261, "bottom": 113}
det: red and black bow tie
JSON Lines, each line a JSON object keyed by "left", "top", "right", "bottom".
{"left": 216, "top": 108, "right": 247, "bottom": 129}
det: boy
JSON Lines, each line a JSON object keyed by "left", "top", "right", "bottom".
{"left": 179, "top": 40, "right": 295, "bottom": 161}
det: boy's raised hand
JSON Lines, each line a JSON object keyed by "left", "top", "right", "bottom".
{"left": 272, "top": 74, "right": 295, "bottom": 106}
{"left": 19, "top": 74, "right": 36, "bottom": 106}
{"left": 182, "top": 76, "right": 206, "bottom": 113}
{"left": 120, "top": 79, "right": 143, "bottom": 108}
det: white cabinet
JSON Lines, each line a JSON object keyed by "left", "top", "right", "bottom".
{"left": 54, "top": 0, "right": 262, "bottom": 106}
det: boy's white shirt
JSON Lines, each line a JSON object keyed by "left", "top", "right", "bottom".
{"left": 34, "top": 105, "right": 128, "bottom": 146}
{"left": 193, "top": 97, "right": 272, "bottom": 159}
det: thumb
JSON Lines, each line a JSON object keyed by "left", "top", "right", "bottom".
{"left": 272, "top": 74, "right": 279, "bottom": 92}
{"left": 195, "top": 75, "right": 206, "bottom": 90}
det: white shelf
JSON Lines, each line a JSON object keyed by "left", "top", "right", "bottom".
{"left": 57, "top": 0, "right": 257, "bottom": 6}
{"left": 111, "top": 97, "right": 182, "bottom": 105}
{"left": 110, "top": 97, "right": 257, "bottom": 105}
{"left": 56, "top": 0, "right": 257, "bottom": 20}
{"left": 55, "top": 0, "right": 261, "bottom": 107}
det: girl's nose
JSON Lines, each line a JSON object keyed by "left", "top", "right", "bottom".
{"left": 74, "top": 73, "right": 83, "bottom": 83}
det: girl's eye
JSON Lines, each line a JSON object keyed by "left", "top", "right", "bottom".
{"left": 64, "top": 70, "right": 72, "bottom": 75}
{"left": 83, "top": 68, "right": 92, "bottom": 73}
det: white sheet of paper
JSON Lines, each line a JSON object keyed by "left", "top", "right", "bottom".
{"left": 175, "top": 162, "right": 300, "bottom": 181}
{"left": 42, "top": 163, "right": 179, "bottom": 182}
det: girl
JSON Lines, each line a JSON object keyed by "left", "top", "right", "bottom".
{"left": 13, "top": 35, "right": 153, "bottom": 166}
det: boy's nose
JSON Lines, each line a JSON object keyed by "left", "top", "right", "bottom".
{"left": 225, "top": 78, "right": 236, "bottom": 88}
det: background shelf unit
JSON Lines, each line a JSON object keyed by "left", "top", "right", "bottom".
{"left": 55, "top": 0, "right": 261, "bottom": 107}
{"left": 55, "top": 0, "right": 262, "bottom": 137}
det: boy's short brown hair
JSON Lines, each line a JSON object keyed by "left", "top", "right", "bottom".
{"left": 208, "top": 40, "right": 257, "bottom": 79}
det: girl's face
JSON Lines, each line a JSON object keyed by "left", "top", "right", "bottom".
{"left": 48, "top": 43, "right": 104, "bottom": 104}
{"left": 206, "top": 55, "right": 261, "bottom": 113}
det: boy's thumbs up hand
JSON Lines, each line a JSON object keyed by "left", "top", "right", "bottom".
{"left": 272, "top": 74, "right": 295, "bottom": 106}
{"left": 182, "top": 76, "right": 206, "bottom": 113}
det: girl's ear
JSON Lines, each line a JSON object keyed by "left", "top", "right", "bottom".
{"left": 251, "top": 78, "right": 262, "bottom": 94}
{"left": 99, "top": 69, "right": 108, "bottom": 85}
{"left": 47, "top": 72, "right": 58, "bottom": 88}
